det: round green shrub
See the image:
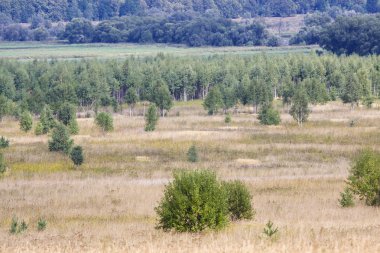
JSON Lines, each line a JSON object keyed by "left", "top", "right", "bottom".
{"left": 95, "top": 112, "right": 113, "bottom": 133}
{"left": 155, "top": 170, "right": 229, "bottom": 232}
{"left": 347, "top": 149, "right": 380, "bottom": 206}
{"left": 223, "top": 180, "right": 254, "bottom": 220}
{"left": 187, "top": 144, "right": 199, "bottom": 163}
{"left": 70, "top": 146, "right": 84, "bottom": 166}
{"left": 258, "top": 103, "right": 281, "bottom": 126}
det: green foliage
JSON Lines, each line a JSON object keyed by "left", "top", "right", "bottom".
{"left": 68, "top": 119, "right": 79, "bottom": 135}
{"left": 203, "top": 87, "right": 223, "bottom": 115}
{"left": 145, "top": 104, "right": 158, "bottom": 132}
{"left": 19, "top": 111, "right": 33, "bottom": 132}
{"left": 263, "top": 220, "right": 279, "bottom": 238}
{"left": 347, "top": 149, "right": 380, "bottom": 206}
{"left": 0, "top": 136, "right": 10, "bottom": 148}
{"left": 155, "top": 170, "right": 229, "bottom": 232}
{"left": 290, "top": 88, "right": 310, "bottom": 127}
{"left": 70, "top": 146, "right": 84, "bottom": 166}
{"left": 57, "top": 103, "right": 76, "bottom": 126}
{"left": 95, "top": 112, "right": 113, "bottom": 133}
{"left": 187, "top": 145, "right": 199, "bottom": 163}
{"left": 34, "top": 122, "right": 44, "bottom": 136}
{"left": 0, "top": 153, "right": 6, "bottom": 174}
{"left": 10, "top": 217, "right": 28, "bottom": 234}
{"left": 223, "top": 181, "right": 254, "bottom": 221}
{"left": 40, "top": 105, "right": 56, "bottom": 134}
{"left": 152, "top": 84, "right": 173, "bottom": 116}
{"left": 48, "top": 123, "right": 73, "bottom": 155}
{"left": 339, "top": 188, "right": 355, "bottom": 208}
{"left": 258, "top": 103, "right": 281, "bottom": 126}
{"left": 37, "top": 218, "right": 47, "bottom": 231}
{"left": 225, "top": 113, "right": 232, "bottom": 123}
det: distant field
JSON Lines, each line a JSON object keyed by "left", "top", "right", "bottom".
{"left": 1, "top": 101, "right": 380, "bottom": 252}
{"left": 0, "top": 42, "right": 317, "bottom": 60}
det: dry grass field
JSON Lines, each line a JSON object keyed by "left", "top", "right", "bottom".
{"left": 1, "top": 100, "right": 380, "bottom": 252}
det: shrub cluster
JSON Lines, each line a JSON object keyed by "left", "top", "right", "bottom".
{"left": 155, "top": 170, "right": 254, "bottom": 232}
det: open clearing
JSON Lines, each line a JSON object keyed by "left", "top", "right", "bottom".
{"left": 0, "top": 42, "right": 316, "bottom": 60}
{"left": 1, "top": 101, "right": 380, "bottom": 252}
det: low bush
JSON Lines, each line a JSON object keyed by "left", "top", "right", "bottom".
{"left": 223, "top": 180, "right": 254, "bottom": 220}
{"left": 339, "top": 188, "right": 354, "bottom": 207}
{"left": 37, "top": 218, "right": 47, "bottom": 231}
{"left": 155, "top": 170, "right": 229, "bottom": 232}
{"left": 0, "top": 136, "right": 9, "bottom": 148}
{"left": 187, "top": 145, "right": 199, "bottom": 163}
{"left": 347, "top": 149, "right": 380, "bottom": 206}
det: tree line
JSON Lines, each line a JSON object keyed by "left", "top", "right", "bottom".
{"left": 0, "top": 53, "right": 379, "bottom": 121}
{"left": 291, "top": 13, "right": 380, "bottom": 55}
{"left": 0, "top": 0, "right": 378, "bottom": 24}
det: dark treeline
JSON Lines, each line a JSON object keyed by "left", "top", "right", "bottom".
{"left": 291, "top": 13, "right": 380, "bottom": 55}
{"left": 61, "top": 14, "right": 274, "bottom": 47}
{"left": 0, "top": 53, "right": 379, "bottom": 119}
{"left": 0, "top": 0, "right": 378, "bottom": 23}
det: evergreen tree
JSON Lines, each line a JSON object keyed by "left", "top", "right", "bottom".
{"left": 187, "top": 144, "right": 199, "bottom": 163}
{"left": 341, "top": 72, "right": 361, "bottom": 109}
{"left": 145, "top": 104, "right": 158, "bottom": 132}
{"left": 48, "top": 123, "right": 73, "bottom": 154}
{"left": 40, "top": 105, "right": 56, "bottom": 134}
{"left": 70, "top": 146, "right": 84, "bottom": 166}
{"left": 19, "top": 111, "right": 33, "bottom": 132}
{"left": 290, "top": 87, "right": 310, "bottom": 127}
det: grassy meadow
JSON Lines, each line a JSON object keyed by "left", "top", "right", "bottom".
{"left": 1, "top": 100, "right": 380, "bottom": 252}
{"left": 0, "top": 42, "right": 316, "bottom": 60}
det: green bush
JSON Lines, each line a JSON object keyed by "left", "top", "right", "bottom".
{"left": 258, "top": 103, "right": 281, "bottom": 126}
{"left": 155, "top": 170, "right": 229, "bottom": 232}
{"left": 70, "top": 146, "right": 84, "bottom": 166}
{"left": 347, "top": 149, "right": 380, "bottom": 206}
{"left": 34, "top": 122, "right": 44, "bottom": 136}
{"left": 48, "top": 123, "right": 73, "bottom": 154}
{"left": 145, "top": 104, "right": 158, "bottom": 132}
{"left": 263, "top": 220, "right": 278, "bottom": 238}
{"left": 68, "top": 119, "right": 79, "bottom": 135}
{"left": 57, "top": 102, "right": 76, "bottom": 126}
{"left": 225, "top": 113, "right": 232, "bottom": 123}
{"left": 19, "top": 111, "right": 33, "bottom": 132}
{"left": 0, "top": 136, "right": 9, "bottom": 148}
{"left": 187, "top": 144, "right": 199, "bottom": 163}
{"left": 339, "top": 188, "right": 355, "bottom": 207}
{"left": 95, "top": 112, "right": 113, "bottom": 133}
{"left": 223, "top": 180, "right": 254, "bottom": 220}
{"left": 0, "top": 153, "right": 6, "bottom": 174}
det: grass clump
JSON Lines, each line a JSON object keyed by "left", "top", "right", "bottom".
{"left": 37, "top": 218, "right": 47, "bottom": 231}
{"left": 346, "top": 149, "right": 380, "bottom": 206}
{"left": 339, "top": 188, "right": 354, "bottom": 207}
{"left": 10, "top": 217, "right": 28, "bottom": 234}
{"left": 187, "top": 144, "right": 199, "bottom": 163}
{"left": 155, "top": 170, "right": 229, "bottom": 232}
{"left": 263, "top": 220, "right": 278, "bottom": 238}
{"left": 223, "top": 180, "right": 254, "bottom": 220}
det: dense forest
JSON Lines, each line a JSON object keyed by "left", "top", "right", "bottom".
{"left": 0, "top": 53, "right": 379, "bottom": 119}
{"left": 61, "top": 14, "right": 274, "bottom": 46}
{"left": 0, "top": 0, "right": 378, "bottom": 23}
{"left": 291, "top": 13, "right": 380, "bottom": 55}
